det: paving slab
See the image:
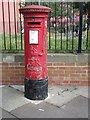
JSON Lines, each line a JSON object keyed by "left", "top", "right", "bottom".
{"left": 0, "top": 86, "right": 2, "bottom": 108}
{"left": 70, "top": 86, "right": 88, "bottom": 98}
{"left": 9, "top": 85, "right": 79, "bottom": 107}
{"left": 0, "top": 85, "right": 88, "bottom": 119}
{"left": 88, "top": 98, "right": 90, "bottom": 119}
{"left": 61, "top": 95, "right": 88, "bottom": 118}
{"left": 0, "top": 85, "right": 5, "bottom": 88}
{"left": 0, "top": 107, "right": 17, "bottom": 119}
{"left": 10, "top": 85, "right": 88, "bottom": 98}
{"left": 0, "top": 86, "right": 30, "bottom": 112}
{"left": 11, "top": 102, "right": 77, "bottom": 118}
{"left": 0, "top": 107, "right": 2, "bottom": 120}
{"left": 89, "top": 87, "right": 90, "bottom": 99}
{"left": 1, "top": 108, "right": 17, "bottom": 119}
{"left": 10, "top": 85, "right": 24, "bottom": 92}
{"left": 45, "top": 86, "right": 78, "bottom": 107}
{"left": 56, "top": 86, "right": 88, "bottom": 98}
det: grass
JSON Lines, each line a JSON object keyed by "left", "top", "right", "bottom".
{"left": 48, "top": 31, "right": 90, "bottom": 53}
{"left": 1, "top": 34, "right": 24, "bottom": 53}
{"left": 0, "top": 30, "right": 90, "bottom": 53}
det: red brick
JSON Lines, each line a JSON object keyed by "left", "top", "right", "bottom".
{"left": 63, "top": 81, "right": 69, "bottom": 83}
{"left": 82, "top": 67, "right": 88, "bottom": 70}
{"left": 70, "top": 73, "right": 81, "bottom": 77}
{"left": 65, "top": 63, "right": 76, "bottom": 66}
{"left": 2, "top": 63, "right": 8, "bottom": 66}
{"left": 70, "top": 81, "right": 80, "bottom": 83}
{"left": 48, "top": 63, "right": 53, "bottom": 66}
{"left": 1, "top": 61, "right": 89, "bottom": 86}
{"left": 20, "top": 63, "right": 25, "bottom": 66}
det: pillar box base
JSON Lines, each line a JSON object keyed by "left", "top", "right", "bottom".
{"left": 24, "top": 77, "right": 48, "bottom": 100}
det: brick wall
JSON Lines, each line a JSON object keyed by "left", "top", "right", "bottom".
{"left": 0, "top": 54, "right": 89, "bottom": 86}
{"left": 48, "top": 63, "right": 89, "bottom": 85}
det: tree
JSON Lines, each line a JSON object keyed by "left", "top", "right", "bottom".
{"left": 83, "top": 1, "right": 90, "bottom": 26}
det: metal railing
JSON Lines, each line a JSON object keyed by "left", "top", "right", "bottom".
{"left": 1, "top": 1, "right": 90, "bottom": 53}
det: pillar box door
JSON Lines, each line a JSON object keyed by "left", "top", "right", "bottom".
{"left": 19, "top": 5, "right": 51, "bottom": 100}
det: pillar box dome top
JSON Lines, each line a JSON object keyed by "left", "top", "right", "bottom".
{"left": 19, "top": 5, "right": 51, "bottom": 14}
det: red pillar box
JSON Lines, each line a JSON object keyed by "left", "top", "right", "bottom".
{"left": 19, "top": 5, "right": 51, "bottom": 100}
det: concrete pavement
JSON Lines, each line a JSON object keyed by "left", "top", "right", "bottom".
{"left": 0, "top": 85, "right": 89, "bottom": 119}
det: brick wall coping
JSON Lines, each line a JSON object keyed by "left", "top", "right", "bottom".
{"left": 0, "top": 53, "right": 89, "bottom": 64}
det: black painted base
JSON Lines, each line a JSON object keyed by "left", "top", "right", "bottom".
{"left": 24, "top": 77, "right": 48, "bottom": 100}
